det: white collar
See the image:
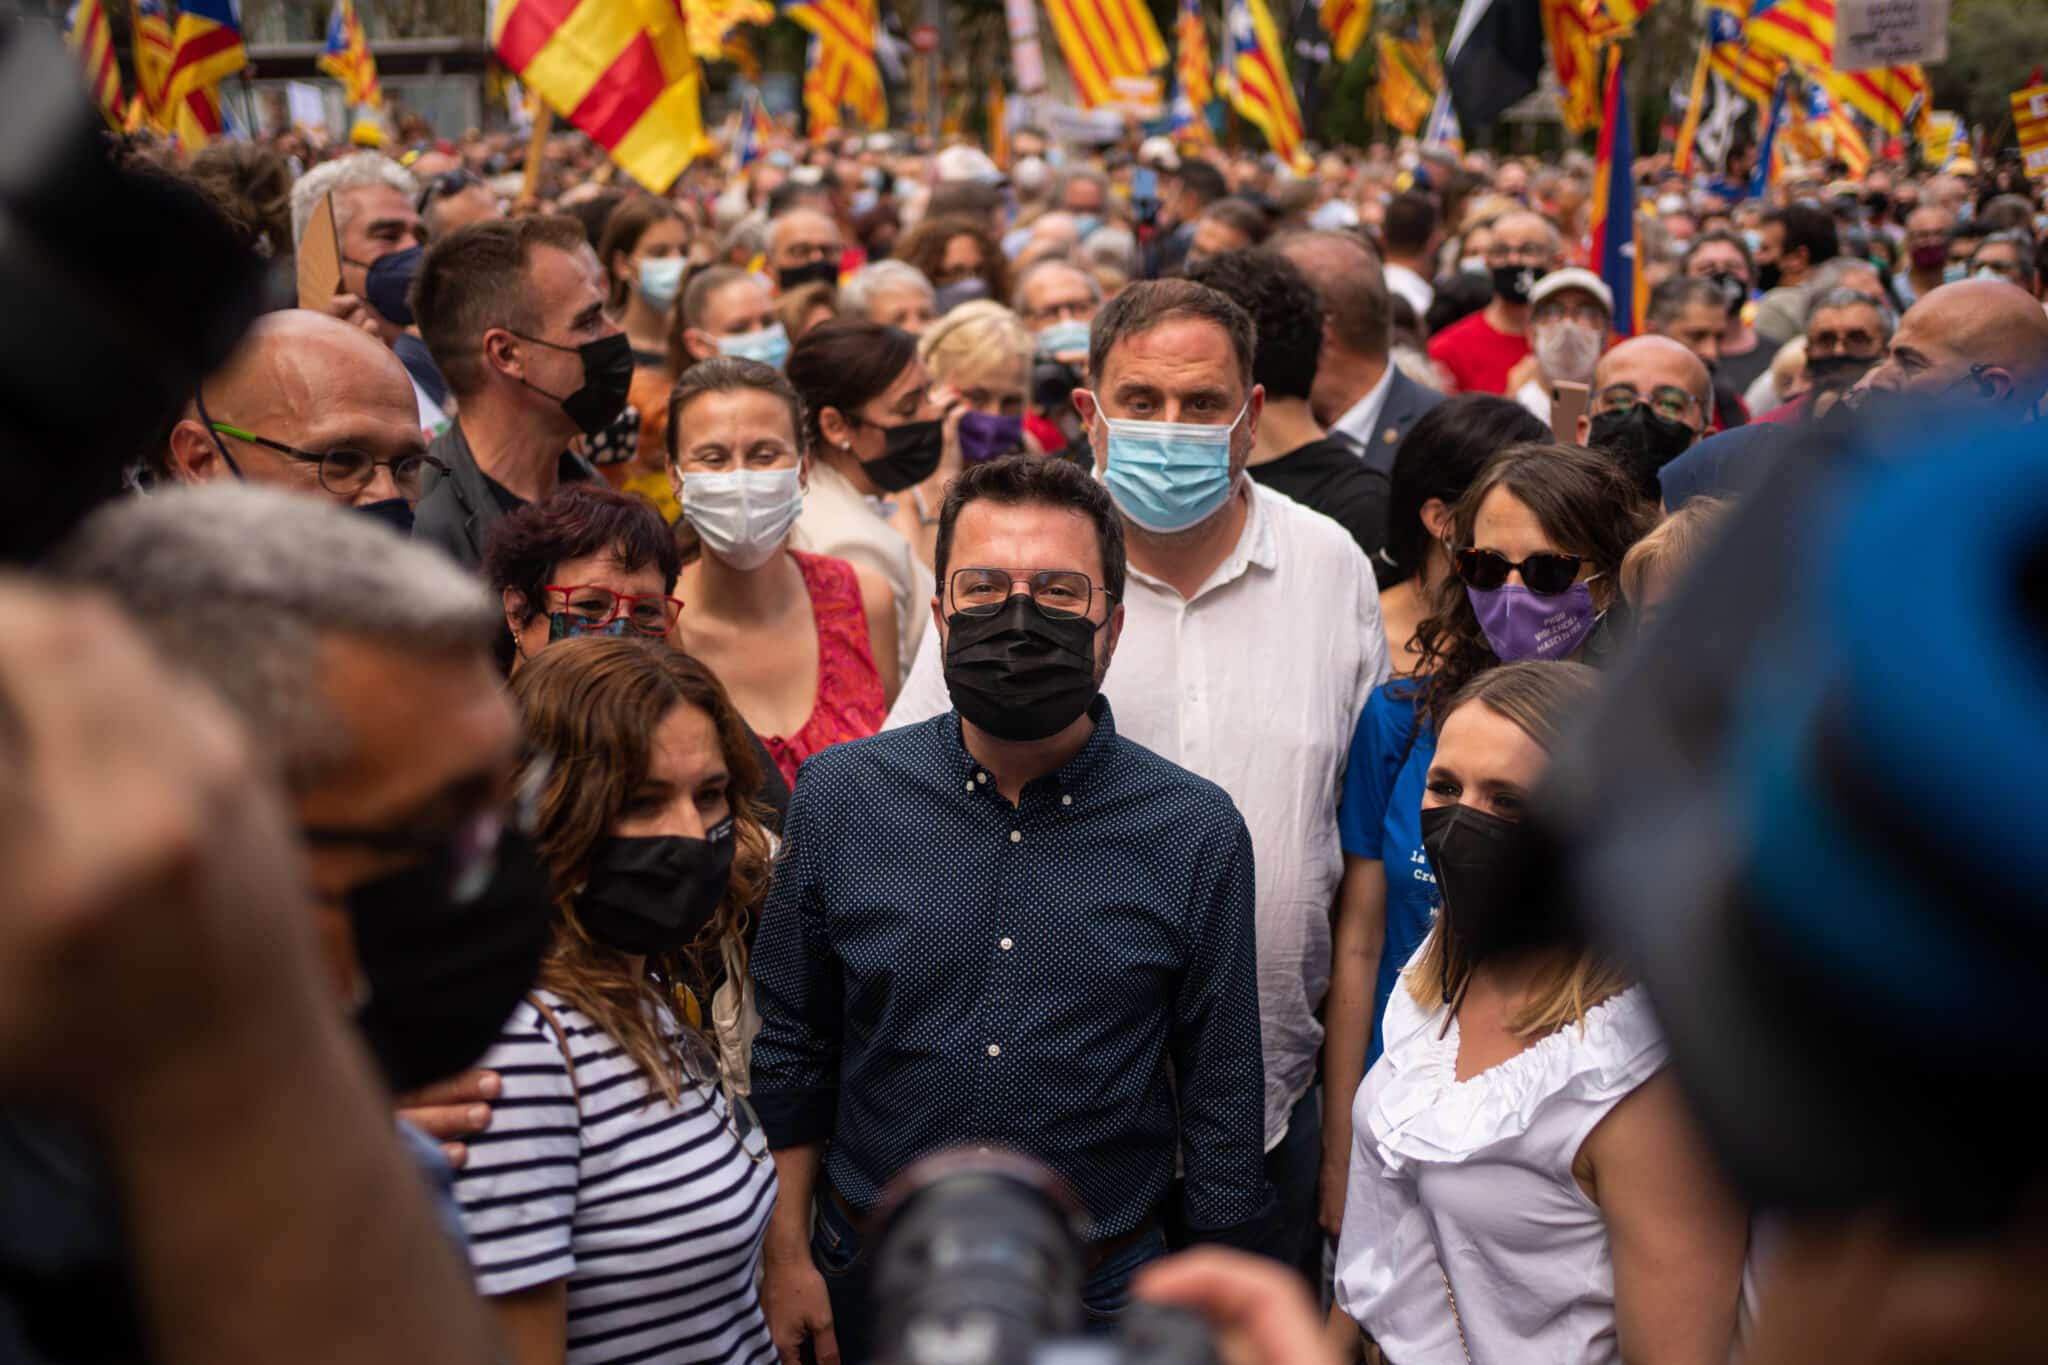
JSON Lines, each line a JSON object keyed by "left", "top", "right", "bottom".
{"left": 1331, "top": 363, "right": 1397, "bottom": 447}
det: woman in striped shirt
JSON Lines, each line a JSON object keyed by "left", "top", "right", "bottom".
{"left": 454, "top": 637, "right": 779, "bottom": 1365}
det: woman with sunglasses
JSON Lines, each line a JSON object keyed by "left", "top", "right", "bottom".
{"left": 665, "top": 357, "right": 897, "bottom": 790}
{"left": 451, "top": 636, "right": 780, "bottom": 1365}
{"left": 1334, "top": 661, "right": 1747, "bottom": 1364}
{"left": 1322, "top": 442, "right": 1650, "bottom": 1244}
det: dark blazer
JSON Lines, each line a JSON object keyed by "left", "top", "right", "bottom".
{"left": 1354, "top": 368, "right": 1446, "bottom": 481}
{"left": 414, "top": 418, "right": 599, "bottom": 570}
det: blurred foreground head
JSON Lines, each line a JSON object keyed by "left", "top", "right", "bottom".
{"left": 1539, "top": 403, "right": 2048, "bottom": 1360}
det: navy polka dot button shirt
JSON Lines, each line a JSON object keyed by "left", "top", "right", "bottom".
{"left": 748, "top": 696, "right": 1274, "bottom": 1242}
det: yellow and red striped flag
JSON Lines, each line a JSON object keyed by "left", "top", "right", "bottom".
{"left": 1045, "top": 0, "right": 1169, "bottom": 111}
{"left": 1541, "top": 0, "right": 1602, "bottom": 134}
{"left": 2013, "top": 83, "right": 2048, "bottom": 185}
{"left": 1224, "top": 0, "right": 1307, "bottom": 170}
{"left": 65, "top": 0, "right": 125, "bottom": 130}
{"left": 784, "top": 0, "right": 887, "bottom": 129}
{"left": 493, "top": 0, "right": 706, "bottom": 192}
{"left": 1375, "top": 21, "right": 1438, "bottom": 136}
{"left": 1746, "top": 0, "right": 1924, "bottom": 133}
{"left": 1706, "top": 0, "right": 1780, "bottom": 107}
{"left": 175, "top": 81, "right": 226, "bottom": 150}
{"left": 1831, "top": 62, "right": 1925, "bottom": 135}
{"left": 720, "top": 29, "right": 763, "bottom": 84}
{"left": 1319, "top": 0, "right": 1370, "bottom": 63}
{"left": 1585, "top": 0, "right": 1655, "bottom": 41}
{"left": 165, "top": 0, "right": 246, "bottom": 125}
{"left": 318, "top": 0, "right": 382, "bottom": 108}
{"left": 1176, "top": 0, "right": 1214, "bottom": 111}
{"left": 687, "top": 0, "right": 772, "bottom": 58}
{"left": 129, "top": 0, "right": 176, "bottom": 131}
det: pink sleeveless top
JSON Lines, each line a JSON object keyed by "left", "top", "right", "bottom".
{"left": 762, "top": 550, "right": 886, "bottom": 788}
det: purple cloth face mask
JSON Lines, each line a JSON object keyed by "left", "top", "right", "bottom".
{"left": 958, "top": 410, "right": 1025, "bottom": 466}
{"left": 1466, "top": 582, "right": 1598, "bottom": 661}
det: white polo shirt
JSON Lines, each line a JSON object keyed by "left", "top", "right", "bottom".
{"left": 885, "top": 481, "right": 1390, "bottom": 1147}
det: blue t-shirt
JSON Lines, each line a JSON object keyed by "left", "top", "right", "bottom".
{"left": 1336, "top": 679, "right": 1439, "bottom": 1068}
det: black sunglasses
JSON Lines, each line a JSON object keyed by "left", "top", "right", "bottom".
{"left": 416, "top": 169, "right": 483, "bottom": 214}
{"left": 1455, "top": 546, "right": 1587, "bottom": 596}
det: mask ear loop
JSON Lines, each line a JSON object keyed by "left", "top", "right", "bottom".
{"left": 191, "top": 386, "right": 246, "bottom": 482}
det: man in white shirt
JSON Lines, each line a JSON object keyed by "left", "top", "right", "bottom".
{"left": 1380, "top": 192, "right": 1440, "bottom": 320}
{"left": 886, "top": 279, "right": 1390, "bottom": 1274}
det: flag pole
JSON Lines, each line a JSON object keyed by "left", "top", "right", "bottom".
{"left": 1672, "top": 29, "right": 1712, "bottom": 175}
{"left": 521, "top": 89, "right": 551, "bottom": 205}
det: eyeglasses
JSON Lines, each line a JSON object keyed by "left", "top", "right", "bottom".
{"left": 1593, "top": 384, "right": 1699, "bottom": 424}
{"left": 1455, "top": 546, "right": 1587, "bottom": 596}
{"left": 950, "top": 567, "right": 1110, "bottom": 621}
{"left": 1971, "top": 256, "right": 2023, "bottom": 279}
{"left": 543, "top": 584, "right": 683, "bottom": 638}
{"left": 1808, "top": 326, "right": 1883, "bottom": 358}
{"left": 1023, "top": 298, "right": 1095, "bottom": 328}
{"left": 675, "top": 1029, "right": 767, "bottom": 1164}
{"left": 1483, "top": 243, "right": 1553, "bottom": 265}
{"left": 303, "top": 757, "right": 548, "bottom": 902}
{"left": 207, "top": 420, "right": 445, "bottom": 500}
{"left": 416, "top": 169, "right": 484, "bottom": 214}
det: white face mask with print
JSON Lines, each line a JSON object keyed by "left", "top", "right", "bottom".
{"left": 680, "top": 467, "right": 803, "bottom": 571}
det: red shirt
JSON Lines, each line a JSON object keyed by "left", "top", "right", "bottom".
{"left": 1427, "top": 309, "right": 1531, "bottom": 397}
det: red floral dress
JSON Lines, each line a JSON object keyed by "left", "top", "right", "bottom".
{"left": 762, "top": 550, "right": 886, "bottom": 788}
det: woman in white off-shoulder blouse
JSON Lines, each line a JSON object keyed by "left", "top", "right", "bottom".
{"left": 1334, "top": 661, "right": 1749, "bottom": 1365}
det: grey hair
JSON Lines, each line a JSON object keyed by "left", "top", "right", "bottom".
{"left": 1081, "top": 226, "right": 1139, "bottom": 277}
{"left": 56, "top": 485, "right": 500, "bottom": 791}
{"left": 721, "top": 213, "right": 770, "bottom": 264}
{"left": 1012, "top": 257, "right": 1103, "bottom": 314}
{"left": 1805, "top": 286, "right": 1896, "bottom": 341}
{"left": 290, "top": 151, "right": 419, "bottom": 248}
{"left": 839, "top": 259, "right": 935, "bottom": 319}
{"left": 1973, "top": 230, "right": 2040, "bottom": 288}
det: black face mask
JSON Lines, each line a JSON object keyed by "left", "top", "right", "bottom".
{"left": 1589, "top": 405, "right": 1699, "bottom": 500}
{"left": 1756, "top": 261, "right": 1783, "bottom": 293}
{"left": 943, "top": 594, "right": 1103, "bottom": 742}
{"left": 348, "top": 826, "right": 554, "bottom": 1094}
{"left": 514, "top": 330, "right": 636, "bottom": 436}
{"left": 577, "top": 822, "right": 736, "bottom": 956}
{"left": 357, "top": 498, "right": 416, "bottom": 535}
{"left": 857, "top": 416, "right": 946, "bottom": 492}
{"left": 778, "top": 259, "right": 840, "bottom": 291}
{"left": 1491, "top": 263, "right": 1537, "bottom": 306}
{"left": 1420, "top": 803, "right": 1568, "bottom": 1005}
{"left": 1708, "top": 270, "right": 1747, "bottom": 319}
{"left": 1804, "top": 353, "right": 1875, "bottom": 390}
{"left": 364, "top": 245, "right": 422, "bottom": 327}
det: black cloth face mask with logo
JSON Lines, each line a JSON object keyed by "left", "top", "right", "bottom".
{"left": 576, "top": 821, "right": 736, "bottom": 956}
{"left": 856, "top": 416, "right": 946, "bottom": 493}
{"left": 513, "top": 330, "right": 636, "bottom": 436}
{"left": 1492, "top": 264, "right": 1536, "bottom": 305}
{"left": 943, "top": 594, "right": 1104, "bottom": 742}
{"left": 347, "top": 825, "right": 554, "bottom": 1094}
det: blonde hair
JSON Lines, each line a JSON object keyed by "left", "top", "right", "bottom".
{"left": 917, "top": 299, "right": 1032, "bottom": 388}
{"left": 1405, "top": 661, "right": 1632, "bottom": 1039}
{"left": 1620, "top": 496, "right": 1734, "bottom": 606}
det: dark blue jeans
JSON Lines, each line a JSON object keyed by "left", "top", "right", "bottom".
{"left": 811, "top": 1186, "right": 1168, "bottom": 1365}
{"left": 1161, "top": 1085, "right": 1321, "bottom": 1282}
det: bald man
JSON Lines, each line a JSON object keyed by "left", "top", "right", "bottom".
{"left": 768, "top": 206, "right": 845, "bottom": 293}
{"left": 1428, "top": 209, "right": 1564, "bottom": 395}
{"left": 1585, "top": 335, "right": 1714, "bottom": 500}
{"left": 166, "top": 310, "right": 430, "bottom": 522}
{"left": 1853, "top": 279, "right": 2048, "bottom": 415}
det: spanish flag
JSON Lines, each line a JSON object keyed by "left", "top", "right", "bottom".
{"left": 494, "top": 0, "right": 706, "bottom": 192}
{"left": 64, "top": 0, "right": 125, "bottom": 130}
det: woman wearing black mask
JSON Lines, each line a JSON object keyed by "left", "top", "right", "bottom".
{"left": 450, "top": 638, "right": 779, "bottom": 1365}
{"left": 1334, "top": 661, "right": 1748, "bottom": 1365}
{"left": 786, "top": 318, "right": 963, "bottom": 683}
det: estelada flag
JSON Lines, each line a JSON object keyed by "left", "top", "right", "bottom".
{"left": 319, "top": 0, "right": 383, "bottom": 109}
{"left": 65, "top": 0, "right": 125, "bottom": 130}
{"left": 166, "top": 0, "right": 247, "bottom": 116}
{"left": 494, "top": 0, "right": 706, "bottom": 192}
{"left": 1224, "top": 0, "right": 1309, "bottom": 170}
{"left": 1044, "top": 0, "right": 1169, "bottom": 111}
{"left": 2013, "top": 83, "right": 2048, "bottom": 184}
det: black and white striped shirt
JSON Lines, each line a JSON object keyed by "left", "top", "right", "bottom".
{"left": 454, "top": 992, "right": 777, "bottom": 1365}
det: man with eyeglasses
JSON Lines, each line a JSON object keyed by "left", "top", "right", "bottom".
{"left": 419, "top": 169, "right": 502, "bottom": 239}
{"left": 37, "top": 484, "right": 552, "bottom": 1365}
{"left": 410, "top": 217, "right": 629, "bottom": 570}
{"left": 160, "top": 309, "right": 438, "bottom": 532}
{"left": 1583, "top": 335, "right": 1712, "bottom": 501}
{"left": 1513, "top": 267, "right": 1614, "bottom": 425}
{"left": 1427, "top": 210, "right": 1563, "bottom": 396}
{"left": 767, "top": 205, "right": 847, "bottom": 294}
{"left": 750, "top": 455, "right": 1271, "bottom": 1364}
{"left": 1760, "top": 287, "right": 1896, "bottom": 423}
{"left": 885, "top": 280, "right": 1389, "bottom": 1287}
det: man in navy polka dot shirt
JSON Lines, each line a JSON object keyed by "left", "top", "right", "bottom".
{"left": 750, "top": 455, "right": 1275, "bottom": 1364}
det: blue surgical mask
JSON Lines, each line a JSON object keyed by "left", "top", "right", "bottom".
{"left": 638, "top": 256, "right": 685, "bottom": 308}
{"left": 1071, "top": 214, "right": 1102, "bottom": 241}
{"left": 1094, "top": 399, "right": 1246, "bottom": 533}
{"left": 1944, "top": 263, "right": 1968, "bottom": 284}
{"left": 716, "top": 322, "right": 791, "bottom": 369}
{"left": 850, "top": 189, "right": 879, "bottom": 216}
{"left": 1036, "top": 319, "right": 1091, "bottom": 356}
{"left": 1741, "top": 229, "right": 1764, "bottom": 255}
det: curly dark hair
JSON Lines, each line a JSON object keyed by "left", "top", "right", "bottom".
{"left": 483, "top": 483, "right": 684, "bottom": 674}
{"left": 1412, "top": 441, "right": 1656, "bottom": 729}
{"left": 1184, "top": 248, "right": 1322, "bottom": 401}
{"left": 896, "top": 213, "right": 1013, "bottom": 304}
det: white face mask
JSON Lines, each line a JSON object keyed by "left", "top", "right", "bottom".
{"left": 1533, "top": 320, "right": 1602, "bottom": 386}
{"left": 679, "top": 467, "right": 804, "bottom": 571}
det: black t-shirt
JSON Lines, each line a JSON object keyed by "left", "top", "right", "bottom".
{"left": 1247, "top": 436, "right": 1392, "bottom": 565}
{"left": 480, "top": 470, "right": 529, "bottom": 518}
{"left": 1716, "top": 337, "right": 1777, "bottom": 398}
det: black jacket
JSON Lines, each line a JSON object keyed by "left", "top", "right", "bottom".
{"left": 414, "top": 418, "right": 599, "bottom": 570}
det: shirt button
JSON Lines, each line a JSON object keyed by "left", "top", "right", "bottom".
{"left": 1009, "top": 829, "right": 1022, "bottom": 843}
{"left": 986, "top": 1043, "right": 1001, "bottom": 1057}
{"left": 1060, "top": 794, "right": 1073, "bottom": 806}
{"left": 1000, "top": 937, "right": 1014, "bottom": 950}
{"left": 965, "top": 780, "right": 975, "bottom": 792}
{"left": 976, "top": 771, "right": 989, "bottom": 784}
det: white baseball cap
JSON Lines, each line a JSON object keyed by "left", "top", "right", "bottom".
{"left": 935, "top": 145, "right": 1004, "bottom": 184}
{"left": 1528, "top": 266, "right": 1614, "bottom": 315}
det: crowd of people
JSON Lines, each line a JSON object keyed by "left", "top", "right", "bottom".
{"left": 6, "top": 91, "right": 2048, "bottom": 1365}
